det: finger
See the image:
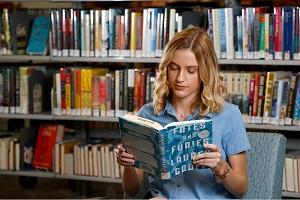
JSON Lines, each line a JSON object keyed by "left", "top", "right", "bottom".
{"left": 204, "top": 144, "right": 219, "bottom": 152}
{"left": 119, "top": 152, "right": 134, "bottom": 159}
{"left": 193, "top": 152, "right": 221, "bottom": 160}
{"left": 193, "top": 159, "right": 219, "bottom": 168}
{"left": 117, "top": 144, "right": 126, "bottom": 152}
{"left": 193, "top": 158, "right": 218, "bottom": 165}
{"left": 117, "top": 157, "right": 135, "bottom": 166}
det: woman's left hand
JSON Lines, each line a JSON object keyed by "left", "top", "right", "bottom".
{"left": 192, "top": 143, "right": 222, "bottom": 171}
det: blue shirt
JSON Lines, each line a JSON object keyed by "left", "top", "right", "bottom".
{"left": 137, "top": 101, "right": 251, "bottom": 199}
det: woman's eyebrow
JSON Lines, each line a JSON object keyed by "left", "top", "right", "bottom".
{"left": 169, "top": 61, "right": 180, "bottom": 67}
{"left": 170, "top": 61, "right": 198, "bottom": 68}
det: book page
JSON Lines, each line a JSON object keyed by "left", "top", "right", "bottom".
{"left": 121, "top": 114, "right": 163, "bottom": 130}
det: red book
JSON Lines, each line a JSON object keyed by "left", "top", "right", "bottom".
{"left": 32, "top": 124, "right": 64, "bottom": 170}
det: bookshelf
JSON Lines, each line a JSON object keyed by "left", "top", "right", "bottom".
{"left": 0, "top": 1, "right": 300, "bottom": 199}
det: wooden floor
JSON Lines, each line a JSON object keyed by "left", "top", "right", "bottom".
{"left": 0, "top": 175, "right": 123, "bottom": 199}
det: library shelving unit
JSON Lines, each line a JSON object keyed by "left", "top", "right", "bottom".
{"left": 1, "top": 0, "right": 300, "bottom": 198}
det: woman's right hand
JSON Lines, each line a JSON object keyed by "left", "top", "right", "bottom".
{"left": 115, "top": 144, "right": 135, "bottom": 167}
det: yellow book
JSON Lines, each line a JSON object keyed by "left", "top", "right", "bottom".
{"left": 130, "top": 12, "right": 137, "bottom": 57}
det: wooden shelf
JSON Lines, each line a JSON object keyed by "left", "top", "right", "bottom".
{"left": 0, "top": 55, "right": 50, "bottom": 63}
{"left": 0, "top": 170, "right": 54, "bottom": 178}
{"left": 1, "top": 113, "right": 300, "bottom": 131}
{"left": 50, "top": 56, "right": 161, "bottom": 63}
{"left": 282, "top": 191, "right": 300, "bottom": 198}
{"left": 0, "top": 113, "right": 53, "bottom": 120}
{"left": 218, "top": 59, "right": 300, "bottom": 66}
{"left": 54, "top": 115, "right": 118, "bottom": 122}
{"left": 2, "top": 55, "right": 300, "bottom": 65}
{"left": 0, "top": 170, "right": 121, "bottom": 183}
{"left": 55, "top": 174, "right": 121, "bottom": 183}
{"left": 245, "top": 123, "right": 300, "bottom": 131}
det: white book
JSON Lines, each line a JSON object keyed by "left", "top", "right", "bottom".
{"left": 142, "top": 9, "right": 148, "bottom": 58}
{"left": 212, "top": 9, "right": 220, "bottom": 59}
{"left": 85, "top": 12, "right": 90, "bottom": 57}
{"left": 270, "top": 79, "right": 284, "bottom": 125}
{"left": 242, "top": 8, "right": 249, "bottom": 59}
{"left": 225, "top": 8, "right": 234, "bottom": 59}
{"left": 80, "top": 10, "right": 86, "bottom": 57}
{"left": 97, "top": 147, "right": 102, "bottom": 177}
{"left": 15, "top": 143, "right": 20, "bottom": 171}
{"left": 285, "top": 156, "right": 295, "bottom": 192}
{"left": 169, "top": 9, "right": 176, "bottom": 41}
{"left": 101, "top": 10, "right": 109, "bottom": 57}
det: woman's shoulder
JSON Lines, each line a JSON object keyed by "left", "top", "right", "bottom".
{"left": 223, "top": 102, "right": 241, "bottom": 114}
{"left": 216, "top": 102, "right": 242, "bottom": 119}
{"left": 137, "top": 102, "right": 155, "bottom": 117}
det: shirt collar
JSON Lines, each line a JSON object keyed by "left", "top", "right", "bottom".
{"left": 157, "top": 100, "right": 213, "bottom": 119}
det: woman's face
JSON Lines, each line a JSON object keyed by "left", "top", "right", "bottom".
{"left": 167, "top": 48, "right": 201, "bottom": 102}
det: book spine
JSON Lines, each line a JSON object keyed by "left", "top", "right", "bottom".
{"left": 80, "top": 10, "right": 86, "bottom": 57}
{"left": 105, "top": 73, "right": 112, "bottom": 117}
{"left": 283, "top": 7, "right": 293, "bottom": 60}
{"left": 69, "top": 9, "right": 74, "bottom": 57}
{"left": 89, "top": 10, "right": 94, "bottom": 57}
{"left": 101, "top": 10, "right": 109, "bottom": 57}
{"left": 285, "top": 75, "right": 296, "bottom": 125}
{"left": 274, "top": 7, "right": 283, "bottom": 60}
{"left": 293, "top": 8, "right": 299, "bottom": 60}
{"left": 279, "top": 79, "right": 290, "bottom": 125}
{"left": 51, "top": 10, "right": 58, "bottom": 56}
{"left": 225, "top": 8, "right": 234, "bottom": 59}
{"left": 268, "top": 13, "right": 274, "bottom": 60}
{"left": 73, "top": 10, "right": 80, "bottom": 57}
{"left": 242, "top": 8, "right": 249, "bottom": 59}
{"left": 212, "top": 9, "right": 221, "bottom": 59}
{"left": 158, "top": 129, "right": 167, "bottom": 179}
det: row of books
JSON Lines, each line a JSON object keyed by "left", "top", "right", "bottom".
{"left": 50, "top": 8, "right": 204, "bottom": 58}
{"left": 0, "top": 9, "right": 50, "bottom": 56}
{"left": 0, "top": 66, "right": 50, "bottom": 115}
{"left": 55, "top": 140, "right": 122, "bottom": 179}
{"left": 0, "top": 134, "right": 19, "bottom": 171}
{"left": 221, "top": 71, "right": 300, "bottom": 126}
{"left": 52, "top": 67, "right": 156, "bottom": 117}
{"left": 0, "top": 124, "right": 63, "bottom": 172}
{"left": 4, "top": 65, "right": 300, "bottom": 127}
{"left": 208, "top": 7, "right": 300, "bottom": 60}
{"left": 0, "top": 124, "right": 123, "bottom": 180}
{"left": 283, "top": 150, "right": 300, "bottom": 193}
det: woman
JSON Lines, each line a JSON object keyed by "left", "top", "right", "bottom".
{"left": 116, "top": 27, "right": 250, "bottom": 199}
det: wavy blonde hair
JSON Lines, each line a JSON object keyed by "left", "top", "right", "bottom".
{"left": 153, "top": 27, "right": 227, "bottom": 116}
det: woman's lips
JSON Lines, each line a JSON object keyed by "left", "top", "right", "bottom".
{"left": 174, "top": 84, "right": 186, "bottom": 90}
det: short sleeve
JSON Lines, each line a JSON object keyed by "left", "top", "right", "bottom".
{"left": 222, "top": 105, "right": 251, "bottom": 157}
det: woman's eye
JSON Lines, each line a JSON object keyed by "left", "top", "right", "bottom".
{"left": 187, "top": 67, "right": 198, "bottom": 73}
{"left": 169, "top": 65, "right": 179, "bottom": 70}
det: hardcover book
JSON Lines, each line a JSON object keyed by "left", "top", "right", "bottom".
{"left": 26, "top": 15, "right": 50, "bottom": 55}
{"left": 119, "top": 114, "right": 212, "bottom": 179}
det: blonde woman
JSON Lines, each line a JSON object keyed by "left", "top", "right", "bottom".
{"left": 116, "top": 27, "right": 250, "bottom": 199}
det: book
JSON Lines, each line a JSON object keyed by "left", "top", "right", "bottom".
{"left": 118, "top": 114, "right": 212, "bottom": 179}
{"left": 32, "top": 124, "right": 64, "bottom": 170}
{"left": 26, "top": 15, "right": 50, "bottom": 55}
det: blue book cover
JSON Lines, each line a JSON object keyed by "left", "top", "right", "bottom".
{"left": 26, "top": 15, "right": 50, "bottom": 55}
{"left": 119, "top": 114, "right": 212, "bottom": 179}
{"left": 283, "top": 7, "right": 294, "bottom": 60}
{"left": 219, "top": 9, "right": 227, "bottom": 59}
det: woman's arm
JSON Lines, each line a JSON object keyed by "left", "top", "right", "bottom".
{"left": 116, "top": 144, "right": 144, "bottom": 196}
{"left": 193, "top": 144, "right": 248, "bottom": 198}
{"left": 213, "top": 152, "right": 248, "bottom": 197}
{"left": 122, "top": 167, "right": 144, "bottom": 196}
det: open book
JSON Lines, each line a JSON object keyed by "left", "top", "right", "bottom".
{"left": 119, "top": 114, "right": 212, "bottom": 179}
